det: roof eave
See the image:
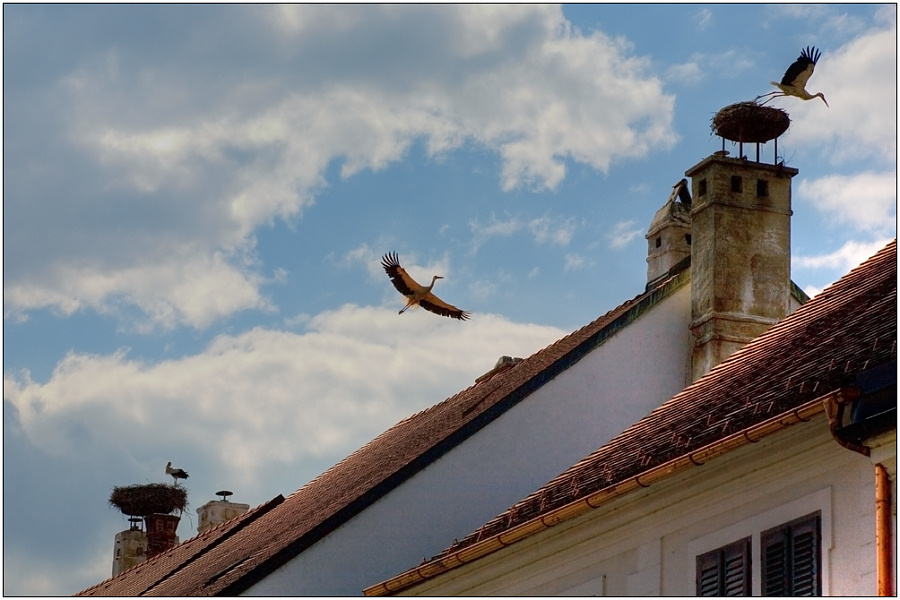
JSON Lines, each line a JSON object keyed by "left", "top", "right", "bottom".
{"left": 363, "top": 392, "right": 833, "bottom": 596}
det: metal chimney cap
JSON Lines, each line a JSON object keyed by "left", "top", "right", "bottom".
{"left": 216, "top": 490, "right": 233, "bottom": 501}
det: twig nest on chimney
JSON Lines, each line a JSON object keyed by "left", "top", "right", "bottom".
{"left": 712, "top": 102, "right": 790, "bottom": 143}
{"left": 110, "top": 483, "right": 188, "bottom": 517}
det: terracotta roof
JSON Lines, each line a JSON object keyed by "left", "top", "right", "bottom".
{"left": 369, "top": 239, "right": 897, "bottom": 595}
{"left": 75, "top": 255, "right": 692, "bottom": 596}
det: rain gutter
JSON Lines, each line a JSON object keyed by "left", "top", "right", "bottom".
{"left": 364, "top": 392, "right": 832, "bottom": 596}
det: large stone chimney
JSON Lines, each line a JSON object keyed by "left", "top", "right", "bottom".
{"left": 685, "top": 152, "right": 797, "bottom": 380}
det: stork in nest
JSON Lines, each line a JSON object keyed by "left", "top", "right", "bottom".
{"left": 166, "top": 462, "right": 189, "bottom": 486}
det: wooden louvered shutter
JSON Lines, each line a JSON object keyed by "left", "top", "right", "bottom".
{"left": 697, "top": 537, "right": 751, "bottom": 596}
{"left": 762, "top": 512, "right": 821, "bottom": 596}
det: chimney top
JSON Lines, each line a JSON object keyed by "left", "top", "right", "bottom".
{"left": 475, "top": 356, "right": 523, "bottom": 384}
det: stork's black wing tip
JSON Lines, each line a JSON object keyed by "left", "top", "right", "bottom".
{"left": 801, "top": 45, "right": 822, "bottom": 63}
{"left": 382, "top": 252, "right": 401, "bottom": 270}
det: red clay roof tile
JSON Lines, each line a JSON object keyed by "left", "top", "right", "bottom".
{"left": 75, "top": 255, "right": 692, "bottom": 596}
{"left": 408, "top": 239, "right": 897, "bottom": 572}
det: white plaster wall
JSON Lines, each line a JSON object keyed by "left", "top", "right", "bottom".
{"left": 244, "top": 284, "right": 692, "bottom": 595}
{"left": 404, "top": 419, "right": 885, "bottom": 596}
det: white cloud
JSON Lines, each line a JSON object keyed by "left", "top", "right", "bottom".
{"left": 803, "top": 285, "right": 824, "bottom": 299}
{"left": 5, "top": 5, "right": 675, "bottom": 329}
{"left": 528, "top": 215, "right": 577, "bottom": 246}
{"left": 4, "top": 304, "right": 566, "bottom": 487}
{"left": 607, "top": 220, "right": 644, "bottom": 249}
{"left": 770, "top": 4, "right": 868, "bottom": 38}
{"left": 695, "top": 8, "right": 713, "bottom": 30}
{"left": 666, "top": 49, "right": 756, "bottom": 85}
{"left": 798, "top": 172, "right": 896, "bottom": 234}
{"left": 4, "top": 250, "right": 271, "bottom": 331}
{"left": 564, "top": 253, "right": 592, "bottom": 272}
{"left": 666, "top": 61, "right": 704, "bottom": 85}
{"left": 793, "top": 238, "right": 893, "bottom": 272}
{"left": 469, "top": 213, "right": 578, "bottom": 252}
{"left": 784, "top": 22, "right": 897, "bottom": 165}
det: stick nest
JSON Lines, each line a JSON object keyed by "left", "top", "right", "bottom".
{"left": 109, "top": 483, "right": 187, "bottom": 517}
{"left": 712, "top": 102, "right": 790, "bottom": 143}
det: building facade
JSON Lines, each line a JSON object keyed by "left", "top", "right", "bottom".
{"left": 77, "top": 140, "right": 895, "bottom": 596}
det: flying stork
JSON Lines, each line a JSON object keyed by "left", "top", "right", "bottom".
{"left": 165, "top": 461, "right": 189, "bottom": 485}
{"left": 757, "top": 46, "right": 828, "bottom": 107}
{"left": 381, "top": 252, "right": 471, "bottom": 320}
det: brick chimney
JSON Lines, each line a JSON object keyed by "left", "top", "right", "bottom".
{"left": 145, "top": 513, "right": 181, "bottom": 559}
{"left": 685, "top": 152, "right": 798, "bottom": 380}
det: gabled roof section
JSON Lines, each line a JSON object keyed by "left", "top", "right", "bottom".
{"left": 75, "top": 256, "right": 690, "bottom": 596}
{"left": 367, "top": 240, "right": 897, "bottom": 596}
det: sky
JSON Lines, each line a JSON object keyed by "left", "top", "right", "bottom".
{"left": 3, "top": 4, "right": 896, "bottom": 595}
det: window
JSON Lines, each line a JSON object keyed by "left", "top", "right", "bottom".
{"left": 699, "top": 179, "right": 707, "bottom": 196}
{"left": 757, "top": 179, "right": 769, "bottom": 197}
{"left": 761, "top": 513, "right": 821, "bottom": 596}
{"left": 731, "top": 175, "right": 743, "bottom": 193}
{"left": 697, "top": 537, "right": 751, "bottom": 596}
{"left": 695, "top": 512, "right": 822, "bottom": 597}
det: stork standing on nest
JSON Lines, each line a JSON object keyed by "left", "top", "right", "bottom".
{"left": 757, "top": 46, "right": 828, "bottom": 107}
{"left": 381, "top": 252, "right": 471, "bottom": 320}
{"left": 166, "top": 462, "right": 189, "bottom": 486}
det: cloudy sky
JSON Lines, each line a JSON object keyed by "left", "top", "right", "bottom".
{"left": 3, "top": 4, "right": 896, "bottom": 595}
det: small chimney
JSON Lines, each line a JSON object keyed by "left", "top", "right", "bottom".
{"left": 475, "top": 356, "right": 523, "bottom": 384}
{"left": 197, "top": 491, "right": 250, "bottom": 534}
{"left": 645, "top": 178, "right": 692, "bottom": 287}
{"left": 112, "top": 519, "right": 146, "bottom": 577}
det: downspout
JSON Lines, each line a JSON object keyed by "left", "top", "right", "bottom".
{"left": 875, "top": 463, "right": 893, "bottom": 596}
{"left": 824, "top": 388, "right": 893, "bottom": 596}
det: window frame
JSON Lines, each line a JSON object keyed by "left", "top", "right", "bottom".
{"left": 760, "top": 512, "right": 822, "bottom": 596}
{"left": 687, "top": 488, "right": 831, "bottom": 596}
{"left": 697, "top": 536, "right": 752, "bottom": 596}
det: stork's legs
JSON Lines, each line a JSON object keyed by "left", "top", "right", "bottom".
{"left": 754, "top": 91, "right": 782, "bottom": 106}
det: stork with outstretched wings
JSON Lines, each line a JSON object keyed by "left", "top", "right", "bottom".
{"left": 381, "top": 252, "right": 471, "bottom": 320}
{"left": 757, "top": 46, "right": 828, "bottom": 107}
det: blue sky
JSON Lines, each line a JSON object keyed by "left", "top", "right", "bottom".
{"left": 3, "top": 4, "right": 896, "bottom": 595}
